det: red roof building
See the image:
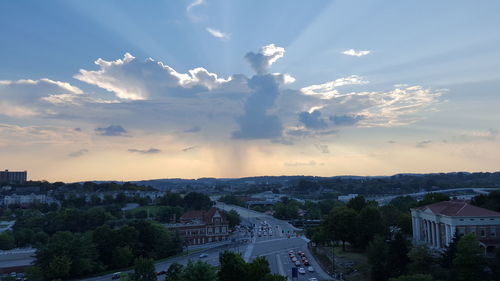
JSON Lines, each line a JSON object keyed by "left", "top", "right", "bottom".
{"left": 166, "top": 207, "right": 229, "bottom": 246}
{"left": 411, "top": 200, "right": 500, "bottom": 254}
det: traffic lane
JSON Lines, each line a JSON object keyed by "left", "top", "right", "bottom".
{"left": 278, "top": 251, "right": 323, "bottom": 281}
{"left": 251, "top": 237, "right": 307, "bottom": 257}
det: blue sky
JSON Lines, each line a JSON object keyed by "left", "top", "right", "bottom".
{"left": 1, "top": 0, "right": 499, "bottom": 181}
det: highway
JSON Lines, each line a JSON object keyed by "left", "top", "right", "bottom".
{"left": 218, "top": 202, "right": 332, "bottom": 281}
{"left": 77, "top": 203, "right": 332, "bottom": 281}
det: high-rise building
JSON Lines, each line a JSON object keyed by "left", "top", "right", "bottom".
{"left": 0, "top": 170, "right": 27, "bottom": 184}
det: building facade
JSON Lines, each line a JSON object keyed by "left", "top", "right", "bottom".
{"left": 0, "top": 170, "right": 27, "bottom": 184}
{"left": 166, "top": 207, "right": 229, "bottom": 246}
{"left": 411, "top": 200, "right": 500, "bottom": 254}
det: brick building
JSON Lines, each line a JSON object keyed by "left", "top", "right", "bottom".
{"left": 166, "top": 207, "right": 229, "bottom": 245}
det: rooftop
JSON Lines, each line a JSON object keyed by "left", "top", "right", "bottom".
{"left": 413, "top": 200, "right": 500, "bottom": 217}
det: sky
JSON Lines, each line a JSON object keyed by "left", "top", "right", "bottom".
{"left": 1, "top": 0, "right": 500, "bottom": 182}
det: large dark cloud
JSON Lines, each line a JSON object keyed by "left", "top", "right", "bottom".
{"left": 95, "top": 125, "right": 127, "bottom": 136}
{"left": 299, "top": 110, "right": 328, "bottom": 129}
{"left": 232, "top": 74, "right": 283, "bottom": 139}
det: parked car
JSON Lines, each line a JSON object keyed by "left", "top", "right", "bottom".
{"left": 298, "top": 267, "right": 306, "bottom": 274}
{"left": 292, "top": 257, "right": 298, "bottom": 262}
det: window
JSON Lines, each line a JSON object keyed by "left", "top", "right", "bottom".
{"left": 491, "top": 228, "right": 497, "bottom": 237}
{"left": 480, "top": 229, "right": 486, "bottom": 237}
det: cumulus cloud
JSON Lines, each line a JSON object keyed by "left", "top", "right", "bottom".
{"left": 245, "top": 44, "right": 285, "bottom": 74}
{"left": 206, "top": 27, "right": 230, "bottom": 40}
{"left": 68, "top": 149, "right": 89, "bottom": 158}
{"left": 0, "top": 78, "right": 85, "bottom": 117}
{"left": 232, "top": 74, "right": 283, "bottom": 139}
{"left": 74, "top": 53, "right": 230, "bottom": 100}
{"left": 128, "top": 148, "right": 161, "bottom": 154}
{"left": 300, "top": 75, "right": 367, "bottom": 99}
{"left": 341, "top": 49, "right": 371, "bottom": 57}
{"left": 0, "top": 44, "right": 443, "bottom": 147}
{"left": 95, "top": 125, "right": 127, "bottom": 136}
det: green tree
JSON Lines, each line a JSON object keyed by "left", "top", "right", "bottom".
{"left": 417, "top": 193, "right": 450, "bottom": 206}
{"left": 367, "top": 235, "right": 389, "bottom": 281}
{"left": 181, "top": 260, "right": 217, "bottom": 281}
{"left": 356, "top": 206, "right": 385, "bottom": 249}
{"left": 132, "top": 257, "right": 157, "bottom": 281}
{"left": 36, "top": 231, "right": 102, "bottom": 279}
{"left": 183, "top": 192, "right": 213, "bottom": 210}
{"left": 218, "top": 251, "right": 247, "bottom": 281}
{"left": 247, "top": 256, "right": 271, "bottom": 281}
{"left": 408, "top": 246, "right": 435, "bottom": 274}
{"left": 387, "top": 232, "right": 410, "bottom": 277}
{"left": 0, "top": 232, "right": 15, "bottom": 250}
{"left": 24, "top": 266, "right": 44, "bottom": 281}
{"left": 165, "top": 263, "right": 183, "bottom": 281}
{"left": 324, "top": 207, "right": 357, "bottom": 250}
{"left": 452, "top": 234, "right": 486, "bottom": 281}
{"left": 347, "top": 195, "right": 367, "bottom": 212}
{"left": 226, "top": 210, "right": 241, "bottom": 229}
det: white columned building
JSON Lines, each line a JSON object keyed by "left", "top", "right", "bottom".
{"left": 411, "top": 200, "right": 500, "bottom": 255}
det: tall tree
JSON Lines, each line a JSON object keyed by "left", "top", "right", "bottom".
{"left": 387, "top": 232, "right": 410, "bottom": 277}
{"left": 218, "top": 251, "right": 247, "bottom": 281}
{"left": 247, "top": 256, "right": 271, "bottom": 281}
{"left": 324, "top": 207, "right": 357, "bottom": 250}
{"left": 367, "top": 235, "right": 390, "bottom": 281}
{"left": 452, "top": 234, "right": 486, "bottom": 281}
{"left": 132, "top": 257, "right": 157, "bottom": 281}
{"left": 165, "top": 263, "right": 183, "bottom": 281}
{"left": 356, "top": 206, "right": 385, "bottom": 249}
{"left": 181, "top": 260, "right": 217, "bottom": 281}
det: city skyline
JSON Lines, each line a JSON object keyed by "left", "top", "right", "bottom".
{"left": 1, "top": 0, "right": 500, "bottom": 182}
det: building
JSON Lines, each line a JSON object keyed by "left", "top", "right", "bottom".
{"left": 411, "top": 200, "right": 500, "bottom": 255}
{"left": 166, "top": 207, "right": 229, "bottom": 246}
{"left": 0, "top": 170, "right": 27, "bottom": 184}
{"left": 1, "top": 193, "right": 48, "bottom": 206}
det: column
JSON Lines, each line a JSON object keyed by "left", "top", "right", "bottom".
{"left": 412, "top": 216, "right": 418, "bottom": 242}
{"left": 426, "top": 220, "right": 431, "bottom": 245}
{"left": 430, "top": 222, "right": 435, "bottom": 247}
{"left": 444, "top": 224, "right": 450, "bottom": 246}
{"left": 437, "top": 223, "right": 442, "bottom": 248}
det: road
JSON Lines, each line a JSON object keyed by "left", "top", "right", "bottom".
{"left": 218, "top": 202, "right": 332, "bottom": 281}
{"left": 78, "top": 203, "right": 331, "bottom": 281}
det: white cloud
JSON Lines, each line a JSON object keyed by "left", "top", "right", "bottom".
{"left": 300, "top": 75, "right": 367, "bottom": 99}
{"left": 187, "top": 0, "right": 204, "bottom": 11}
{"left": 74, "top": 53, "right": 230, "bottom": 100}
{"left": 341, "top": 49, "right": 371, "bottom": 57}
{"left": 206, "top": 27, "right": 230, "bottom": 40}
{"left": 245, "top": 44, "right": 285, "bottom": 74}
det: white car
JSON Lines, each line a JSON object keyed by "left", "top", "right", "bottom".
{"left": 292, "top": 257, "right": 298, "bottom": 262}
{"left": 295, "top": 261, "right": 301, "bottom": 266}
{"left": 308, "top": 278, "right": 318, "bottom": 281}
{"left": 199, "top": 253, "right": 208, "bottom": 258}
{"left": 298, "top": 267, "right": 306, "bottom": 274}
{"left": 307, "top": 266, "right": 314, "bottom": 272}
